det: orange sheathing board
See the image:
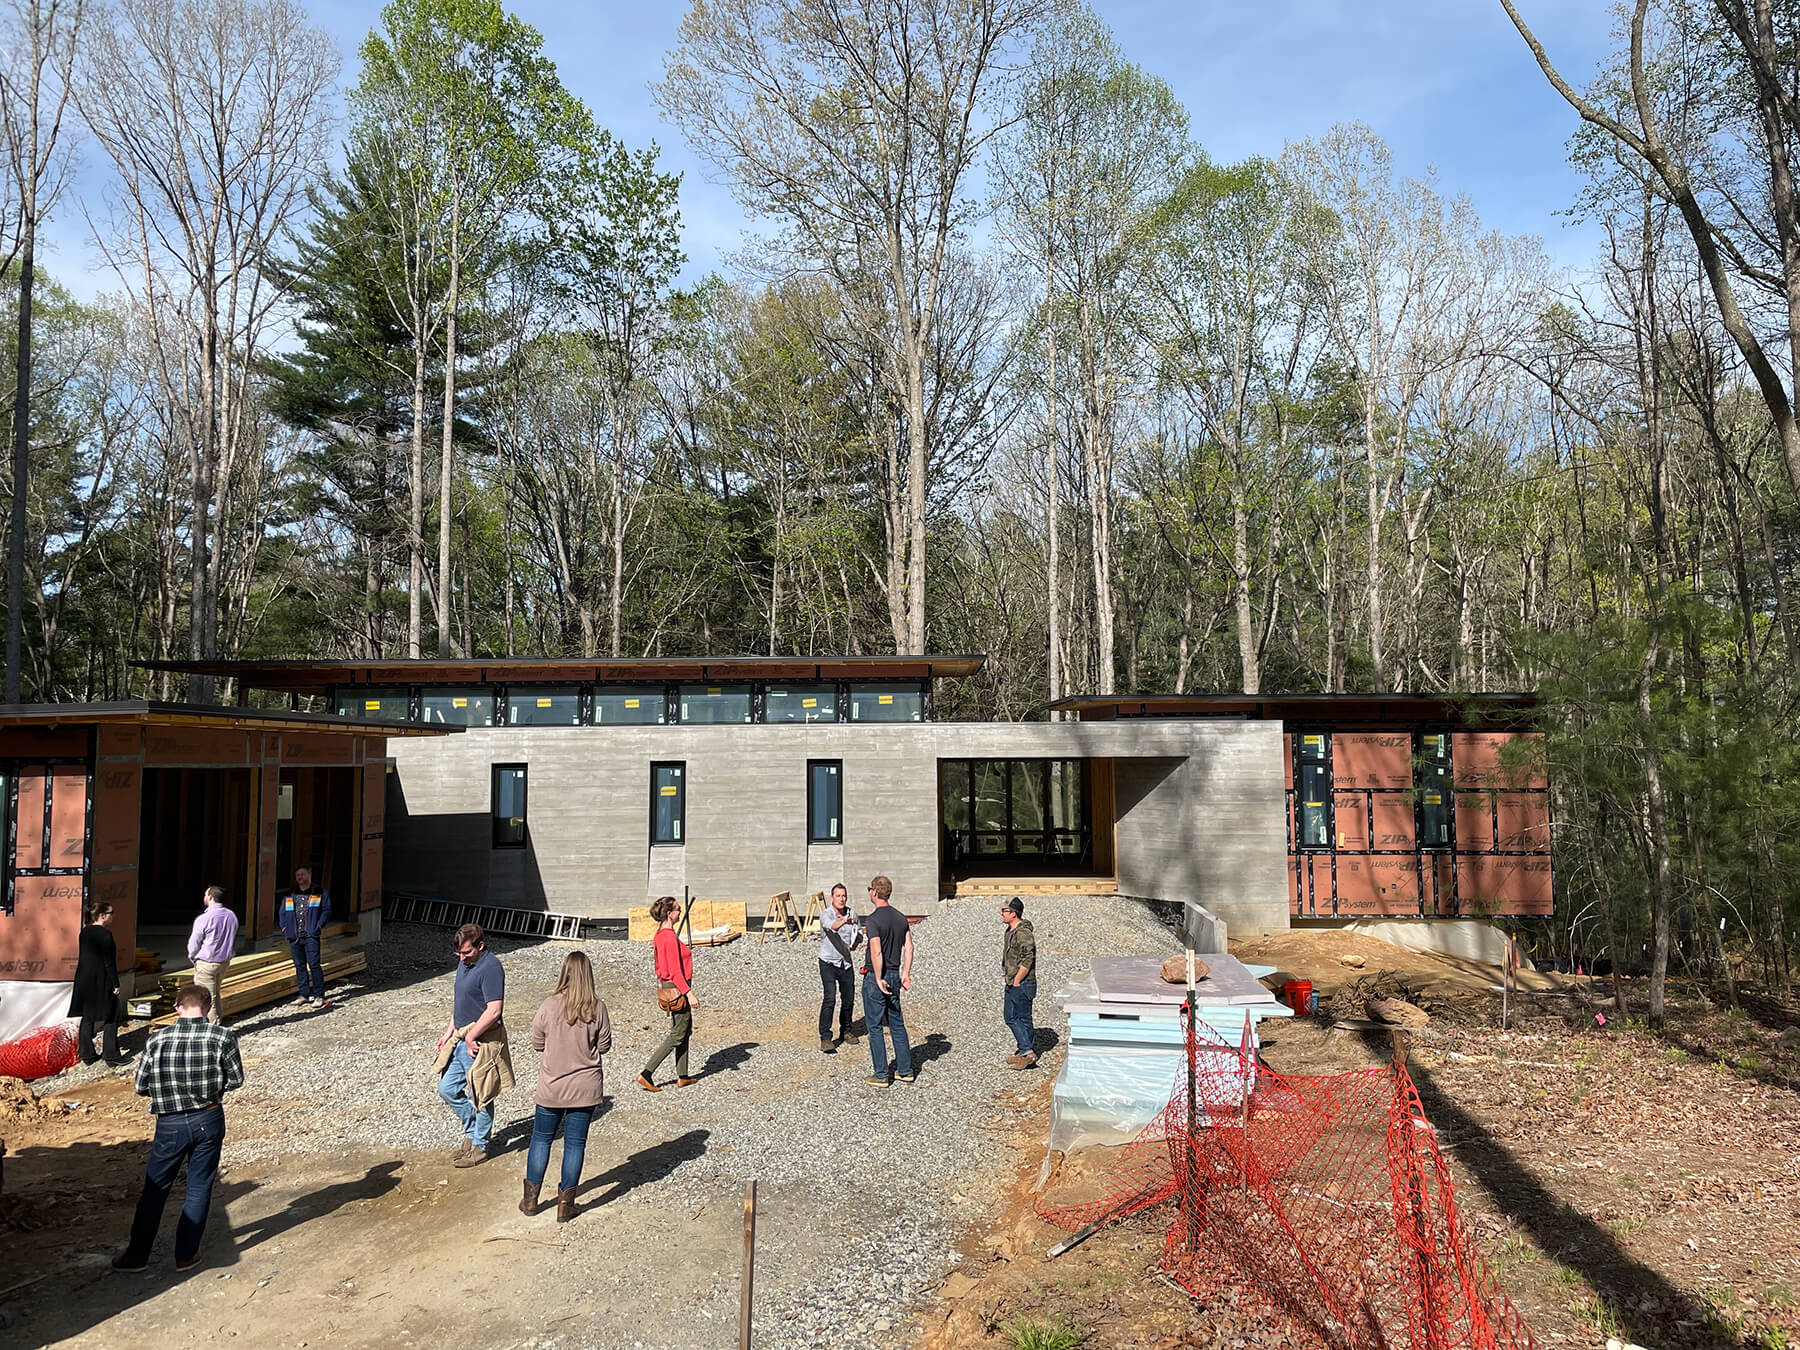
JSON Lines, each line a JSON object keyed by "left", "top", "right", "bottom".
{"left": 1333, "top": 856, "right": 1383, "bottom": 915}
{"left": 359, "top": 837, "right": 383, "bottom": 912}
{"left": 1282, "top": 736, "right": 1293, "bottom": 790}
{"left": 1457, "top": 854, "right": 1553, "bottom": 916}
{"left": 362, "top": 762, "right": 386, "bottom": 837}
{"left": 1287, "top": 854, "right": 1301, "bottom": 914}
{"left": 1371, "top": 797, "right": 1417, "bottom": 851}
{"left": 96, "top": 724, "right": 141, "bottom": 758}
{"left": 4, "top": 873, "right": 83, "bottom": 980}
{"left": 50, "top": 772, "right": 87, "bottom": 867}
{"left": 1332, "top": 733, "right": 1413, "bottom": 789}
{"left": 14, "top": 770, "right": 44, "bottom": 869}
{"left": 1455, "top": 794, "right": 1495, "bottom": 852}
{"left": 1496, "top": 793, "right": 1551, "bottom": 851}
{"left": 1430, "top": 855, "right": 1456, "bottom": 917}
{"left": 0, "top": 727, "right": 86, "bottom": 757}
{"left": 1306, "top": 855, "right": 1330, "bottom": 916}
{"left": 92, "top": 763, "right": 141, "bottom": 867}
{"left": 1368, "top": 857, "right": 1422, "bottom": 912}
{"left": 145, "top": 726, "right": 249, "bottom": 766}
{"left": 91, "top": 866, "right": 137, "bottom": 932}
{"left": 1332, "top": 793, "right": 1368, "bottom": 850}
{"left": 1452, "top": 732, "right": 1548, "bottom": 789}
{"left": 280, "top": 732, "right": 359, "bottom": 767}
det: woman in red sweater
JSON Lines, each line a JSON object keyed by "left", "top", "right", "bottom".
{"left": 637, "top": 895, "right": 695, "bottom": 1091}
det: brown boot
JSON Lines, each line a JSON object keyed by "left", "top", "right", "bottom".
{"left": 520, "top": 1179, "right": 540, "bottom": 1215}
{"left": 556, "top": 1188, "right": 576, "bottom": 1223}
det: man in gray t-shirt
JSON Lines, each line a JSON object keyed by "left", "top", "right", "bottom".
{"left": 437, "top": 923, "right": 505, "bottom": 1165}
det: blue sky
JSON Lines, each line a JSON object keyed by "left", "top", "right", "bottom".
{"left": 45, "top": 0, "right": 1619, "bottom": 298}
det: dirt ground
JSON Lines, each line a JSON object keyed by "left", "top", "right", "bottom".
{"left": 913, "top": 966, "right": 1800, "bottom": 1350}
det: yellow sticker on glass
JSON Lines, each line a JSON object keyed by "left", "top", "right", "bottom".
{"left": 537, "top": 697, "right": 552, "bottom": 707}
{"left": 706, "top": 686, "right": 722, "bottom": 695}
{"left": 660, "top": 785, "right": 677, "bottom": 797}
{"left": 625, "top": 698, "right": 640, "bottom": 709}
{"left": 878, "top": 694, "right": 893, "bottom": 705}
{"left": 802, "top": 698, "right": 817, "bottom": 708}
{"left": 453, "top": 698, "right": 467, "bottom": 708}
{"left": 364, "top": 699, "right": 380, "bottom": 711}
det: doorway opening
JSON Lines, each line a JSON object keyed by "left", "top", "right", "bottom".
{"left": 137, "top": 767, "right": 255, "bottom": 934}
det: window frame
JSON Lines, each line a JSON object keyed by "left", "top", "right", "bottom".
{"left": 1416, "top": 729, "right": 1454, "bottom": 851}
{"left": 491, "top": 763, "right": 528, "bottom": 850}
{"left": 650, "top": 761, "right": 687, "bottom": 846}
{"left": 807, "top": 759, "right": 844, "bottom": 844}
{"left": 503, "top": 685, "right": 584, "bottom": 727}
{"left": 1293, "top": 731, "right": 1333, "bottom": 852}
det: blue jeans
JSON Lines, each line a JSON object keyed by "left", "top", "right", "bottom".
{"left": 289, "top": 935, "right": 323, "bottom": 999}
{"left": 1004, "top": 979, "right": 1038, "bottom": 1055}
{"left": 437, "top": 1042, "right": 494, "bottom": 1150}
{"left": 525, "top": 1104, "right": 594, "bottom": 1192}
{"left": 863, "top": 973, "right": 912, "bottom": 1078}
{"left": 123, "top": 1105, "right": 225, "bottom": 1265}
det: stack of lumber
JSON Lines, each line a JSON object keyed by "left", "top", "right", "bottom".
{"left": 626, "top": 899, "right": 747, "bottom": 943}
{"left": 147, "top": 941, "right": 366, "bottom": 1028}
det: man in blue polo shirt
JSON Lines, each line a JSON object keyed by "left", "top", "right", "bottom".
{"left": 278, "top": 866, "right": 332, "bottom": 1008}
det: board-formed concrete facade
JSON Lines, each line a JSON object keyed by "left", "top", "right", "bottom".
{"left": 382, "top": 718, "right": 1292, "bottom": 934}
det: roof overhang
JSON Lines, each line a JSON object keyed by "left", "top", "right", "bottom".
{"left": 0, "top": 701, "right": 457, "bottom": 736}
{"left": 134, "top": 654, "right": 987, "bottom": 697}
{"left": 1049, "top": 692, "right": 1540, "bottom": 724}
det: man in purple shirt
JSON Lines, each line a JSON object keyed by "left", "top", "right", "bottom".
{"left": 187, "top": 886, "right": 239, "bottom": 1026}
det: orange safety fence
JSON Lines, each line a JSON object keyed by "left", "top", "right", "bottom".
{"left": 1037, "top": 1011, "right": 1537, "bottom": 1350}
{"left": 0, "top": 1022, "right": 79, "bottom": 1081}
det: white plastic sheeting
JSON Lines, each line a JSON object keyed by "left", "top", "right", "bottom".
{"left": 0, "top": 979, "right": 73, "bottom": 1045}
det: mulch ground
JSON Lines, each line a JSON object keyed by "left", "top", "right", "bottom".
{"left": 914, "top": 973, "right": 1800, "bottom": 1350}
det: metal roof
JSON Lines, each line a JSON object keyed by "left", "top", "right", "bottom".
{"left": 135, "top": 654, "right": 987, "bottom": 696}
{"left": 0, "top": 700, "right": 457, "bottom": 736}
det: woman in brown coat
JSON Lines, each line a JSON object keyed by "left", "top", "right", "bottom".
{"left": 522, "top": 950, "right": 611, "bottom": 1221}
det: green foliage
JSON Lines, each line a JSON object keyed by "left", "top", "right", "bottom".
{"left": 1003, "top": 1316, "right": 1088, "bottom": 1350}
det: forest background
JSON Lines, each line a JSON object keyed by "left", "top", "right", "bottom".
{"left": 0, "top": 0, "right": 1795, "bottom": 1016}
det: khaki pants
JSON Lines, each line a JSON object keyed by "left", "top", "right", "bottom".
{"left": 192, "top": 959, "right": 230, "bottom": 1024}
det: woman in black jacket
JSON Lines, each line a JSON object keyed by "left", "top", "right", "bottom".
{"left": 68, "top": 902, "right": 124, "bottom": 1066}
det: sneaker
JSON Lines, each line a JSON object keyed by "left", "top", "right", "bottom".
{"left": 895, "top": 1072, "right": 916, "bottom": 1083}
{"left": 111, "top": 1253, "right": 149, "bottom": 1273}
{"left": 1006, "top": 1053, "right": 1027, "bottom": 1068}
{"left": 820, "top": 1037, "right": 836, "bottom": 1054}
{"left": 1015, "top": 1052, "right": 1039, "bottom": 1070}
{"left": 453, "top": 1148, "right": 489, "bottom": 1168}
{"left": 863, "top": 1074, "right": 890, "bottom": 1087}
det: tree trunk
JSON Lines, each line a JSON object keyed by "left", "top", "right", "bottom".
{"left": 1231, "top": 470, "right": 1257, "bottom": 695}
{"left": 1638, "top": 637, "right": 1674, "bottom": 1030}
{"left": 6, "top": 203, "right": 33, "bottom": 703}
{"left": 1365, "top": 404, "right": 1386, "bottom": 692}
{"left": 409, "top": 338, "right": 425, "bottom": 659}
{"left": 437, "top": 190, "right": 461, "bottom": 659}
{"left": 1044, "top": 248, "right": 1061, "bottom": 714}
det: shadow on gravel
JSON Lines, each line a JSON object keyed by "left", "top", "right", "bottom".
{"left": 1030, "top": 1027, "right": 1062, "bottom": 1056}
{"left": 229, "top": 1160, "right": 405, "bottom": 1256}
{"left": 698, "top": 1042, "right": 756, "bottom": 1076}
{"left": 911, "top": 1033, "right": 952, "bottom": 1068}
{"left": 577, "top": 1128, "right": 710, "bottom": 1210}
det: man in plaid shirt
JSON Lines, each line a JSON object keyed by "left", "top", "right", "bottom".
{"left": 113, "top": 984, "right": 245, "bottom": 1273}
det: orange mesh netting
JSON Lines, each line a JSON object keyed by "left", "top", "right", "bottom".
{"left": 0, "top": 1022, "right": 80, "bottom": 1081}
{"left": 1037, "top": 1012, "right": 1537, "bottom": 1350}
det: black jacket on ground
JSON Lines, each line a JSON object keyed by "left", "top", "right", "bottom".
{"left": 67, "top": 923, "right": 120, "bottom": 1021}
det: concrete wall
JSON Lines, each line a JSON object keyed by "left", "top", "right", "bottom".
{"left": 384, "top": 719, "right": 1290, "bottom": 931}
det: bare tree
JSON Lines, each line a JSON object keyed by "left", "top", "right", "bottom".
{"left": 657, "top": 0, "right": 1047, "bottom": 654}
{"left": 0, "top": 0, "right": 82, "bottom": 701}
{"left": 80, "top": 0, "right": 337, "bottom": 699}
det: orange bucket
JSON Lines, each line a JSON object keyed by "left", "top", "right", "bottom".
{"left": 1283, "top": 979, "right": 1313, "bottom": 1014}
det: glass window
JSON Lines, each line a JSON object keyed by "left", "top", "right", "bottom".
{"left": 1296, "top": 732, "right": 1331, "bottom": 849}
{"left": 593, "top": 685, "right": 666, "bottom": 725}
{"left": 334, "top": 688, "right": 410, "bottom": 721}
{"left": 507, "top": 687, "right": 581, "bottom": 726}
{"left": 849, "top": 682, "right": 923, "bottom": 722}
{"left": 679, "top": 684, "right": 752, "bottom": 724}
{"left": 420, "top": 689, "right": 495, "bottom": 727}
{"left": 765, "top": 683, "right": 837, "bottom": 724}
{"left": 1419, "top": 732, "right": 1452, "bottom": 849}
{"left": 651, "top": 762, "right": 686, "bottom": 844}
{"left": 940, "top": 761, "right": 970, "bottom": 834}
{"left": 492, "top": 764, "right": 527, "bottom": 848}
{"left": 808, "top": 760, "right": 843, "bottom": 843}
{"left": 1049, "top": 759, "right": 1085, "bottom": 854}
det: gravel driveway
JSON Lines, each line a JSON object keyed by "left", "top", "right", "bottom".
{"left": 38, "top": 893, "right": 1178, "bottom": 1349}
